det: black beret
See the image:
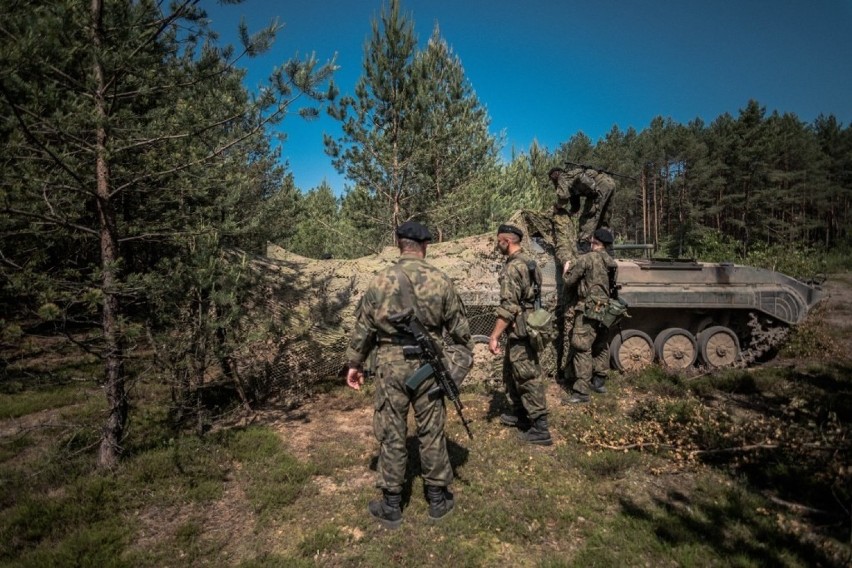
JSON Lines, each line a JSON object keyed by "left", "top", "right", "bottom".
{"left": 497, "top": 224, "right": 524, "bottom": 239}
{"left": 396, "top": 220, "right": 432, "bottom": 242}
{"left": 593, "top": 228, "right": 614, "bottom": 244}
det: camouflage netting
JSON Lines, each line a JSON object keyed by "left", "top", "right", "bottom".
{"left": 242, "top": 210, "right": 562, "bottom": 405}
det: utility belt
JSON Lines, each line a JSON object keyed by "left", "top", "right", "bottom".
{"left": 376, "top": 335, "right": 422, "bottom": 358}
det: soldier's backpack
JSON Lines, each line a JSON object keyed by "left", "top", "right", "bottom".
{"left": 582, "top": 262, "right": 629, "bottom": 328}
{"left": 515, "top": 260, "right": 557, "bottom": 353}
{"left": 583, "top": 296, "right": 629, "bottom": 328}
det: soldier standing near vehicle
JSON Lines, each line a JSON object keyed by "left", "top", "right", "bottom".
{"left": 345, "top": 221, "right": 473, "bottom": 529}
{"left": 562, "top": 228, "right": 619, "bottom": 403}
{"left": 547, "top": 168, "right": 581, "bottom": 386}
{"left": 488, "top": 224, "right": 553, "bottom": 446}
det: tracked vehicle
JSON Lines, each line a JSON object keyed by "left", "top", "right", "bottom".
{"left": 594, "top": 255, "right": 820, "bottom": 371}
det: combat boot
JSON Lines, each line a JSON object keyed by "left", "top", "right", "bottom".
{"left": 426, "top": 485, "right": 455, "bottom": 521}
{"left": 499, "top": 408, "right": 531, "bottom": 430}
{"left": 591, "top": 375, "right": 607, "bottom": 394}
{"left": 563, "top": 391, "right": 590, "bottom": 404}
{"left": 368, "top": 490, "right": 402, "bottom": 529}
{"left": 519, "top": 416, "right": 553, "bottom": 446}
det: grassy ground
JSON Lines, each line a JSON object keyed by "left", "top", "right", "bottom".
{"left": 1, "top": 276, "right": 850, "bottom": 567}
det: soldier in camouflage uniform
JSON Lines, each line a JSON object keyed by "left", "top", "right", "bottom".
{"left": 547, "top": 168, "right": 581, "bottom": 386}
{"left": 346, "top": 220, "right": 473, "bottom": 529}
{"left": 562, "top": 228, "right": 618, "bottom": 404}
{"left": 488, "top": 224, "right": 553, "bottom": 446}
{"left": 549, "top": 166, "right": 616, "bottom": 253}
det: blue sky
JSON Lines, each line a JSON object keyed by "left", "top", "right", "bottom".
{"left": 203, "top": 0, "right": 852, "bottom": 195}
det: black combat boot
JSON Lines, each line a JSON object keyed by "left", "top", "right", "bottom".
{"left": 591, "top": 375, "right": 607, "bottom": 394}
{"left": 426, "top": 485, "right": 455, "bottom": 521}
{"left": 499, "top": 408, "right": 531, "bottom": 430}
{"left": 519, "top": 416, "right": 553, "bottom": 446}
{"left": 368, "top": 490, "right": 402, "bottom": 529}
{"left": 563, "top": 391, "right": 590, "bottom": 404}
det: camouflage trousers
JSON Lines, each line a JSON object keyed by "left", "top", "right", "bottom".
{"left": 503, "top": 338, "right": 548, "bottom": 420}
{"left": 373, "top": 345, "right": 452, "bottom": 494}
{"left": 569, "top": 312, "right": 610, "bottom": 395}
{"left": 577, "top": 183, "right": 614, "bottom": 245}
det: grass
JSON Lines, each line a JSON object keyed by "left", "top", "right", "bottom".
{"left": 1, "top": 337, "right": 850, "bottom": 567}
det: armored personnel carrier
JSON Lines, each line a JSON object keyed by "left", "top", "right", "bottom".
{"left": 603, "top": 255, "right": 823, "bottom": 371}
{"left": 254, "top": 210, "right": 823, "bottom": 396}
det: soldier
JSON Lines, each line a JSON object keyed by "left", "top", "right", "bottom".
{"left": 549, "top": 166, "right": 616, "bottom": 253}
{"left": 345, "top": 220, "right": 473, "bottom": 529}
{"left": 488, "top": 224, "right": 553, "bottom": 446}
{"left": 547, "top": 168, "right": 580, "bottom": 386}
{"left": 562, "top": 228, "right": 619, "bottom": 404}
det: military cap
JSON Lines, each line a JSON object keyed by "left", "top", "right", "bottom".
{"left": 593, "top": 228, "right": 614, "bottom": 244}
{"left": 497, "top": 224, "right": 524, "bottom": 239}
{"left": 396, "top": 220, "right": 432, "bottom": 242}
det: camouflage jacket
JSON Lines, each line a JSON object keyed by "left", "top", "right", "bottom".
{"left": 346, "top": 253, "right": 473, "bottom": 368}
{"left": 555, "top": 168, "right": 615, "bottom": 201}
{"left": 496, "top": 249, "right": 540, "bottom": 339}
{"left": 563, "top": 250, "right": 618, "bottom": 307}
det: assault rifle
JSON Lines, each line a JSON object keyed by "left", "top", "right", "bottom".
{"left": 565, "top": 160, "right": 637, "bottom": 182}
{"left": 387, "top": 308, "right": 473, "bottom": 439}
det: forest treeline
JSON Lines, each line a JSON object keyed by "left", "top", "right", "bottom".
{"left": 1, "top": 0, "right": 849, "bottom": 466}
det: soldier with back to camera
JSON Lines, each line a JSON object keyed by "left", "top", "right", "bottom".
{"left": 562, "top": 228, "right": 618, "bottom": 404}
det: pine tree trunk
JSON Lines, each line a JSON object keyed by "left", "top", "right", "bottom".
{"left": 92, "top": 0, "right": 127, "bottom": 469}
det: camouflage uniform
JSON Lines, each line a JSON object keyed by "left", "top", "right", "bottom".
{"left": 563, "top": 249, "right": 618, "bottom": 395}
{"left": 346, "top": 253, "right": 473, "bottom": 494}
{"left": 554, "top": 168, "right": 616, "bottom": 249}
{"left": 496, "top": 249, "right": 548, "bottom": 421}
{"left": 550, "top": 206, "right": 579, "bottom": 384}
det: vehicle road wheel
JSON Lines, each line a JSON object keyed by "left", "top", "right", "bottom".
{"left": 654, "top": 328, "right": 697, "bottom": 369}
{"left": 609, "top": 330, "right": 654, "bottom": 372}
{"left": 697, "top": 326, "right": 740, "bottom": 368}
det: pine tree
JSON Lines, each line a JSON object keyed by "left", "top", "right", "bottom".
{"left": 0, "top": 0, "right": 336, "bottom": 466}
{"left": 409, "top": 25, "right": 499, "bottom": 240}
{"left": 324, "top": 0, "right": 498, "bottom": 242}
{"left": 324, "top": 0, "right": 419, "bottom": 241}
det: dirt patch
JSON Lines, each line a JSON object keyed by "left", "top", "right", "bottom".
{"left": 820, "top": 273, "right": 852, "bottom": 351}
{"left": 247, "top": 395, "right": 375, "bottom": 458}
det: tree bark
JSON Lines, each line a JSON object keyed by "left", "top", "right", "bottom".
{"left": 91, "top": 0, "right": 127, "bottom": 468}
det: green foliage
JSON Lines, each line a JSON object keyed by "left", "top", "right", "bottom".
{"left": 744, "top": 241, "right": 827, "bottom": 280}
{"left": 684, "top": 229, "right": 741, "bottom": 262}
{"left": 287, "top": 182, "right": 339, "bottom": 258}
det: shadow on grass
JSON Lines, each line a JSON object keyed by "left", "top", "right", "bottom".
{"left": 687, "top": 361, "right": 852, "bottom": 548}
{"left": 618, "top": 484, "right": 845, "bottom": 567}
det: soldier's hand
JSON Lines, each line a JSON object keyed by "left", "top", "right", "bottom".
{"left": 346, "top": 367, "right": 364, "bottom": 390}
{"left": 563, "top": 260, "right": 571, "bottom": 275}
{"left": 488, "top": 335, "right": 502, "bottom": 355}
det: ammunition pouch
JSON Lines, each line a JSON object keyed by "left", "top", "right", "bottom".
{"left": 583, "top": 297, "right": 629, "bottom": 328}
{"left": 442, "top": 343, "right": 474, "bottom": 386}
{"left": 403, "top": 344, "right": 473, "bottom": 393}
